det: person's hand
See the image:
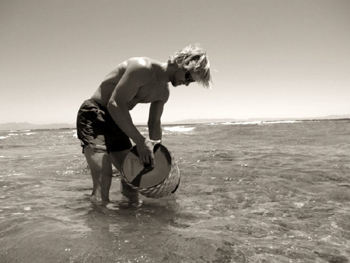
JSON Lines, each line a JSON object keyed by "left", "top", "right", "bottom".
{"left": 136, "top": 139, "right": 160, "bottom": 167}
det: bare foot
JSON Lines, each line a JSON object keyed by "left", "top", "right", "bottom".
{"left": 90, "top": 195, "right": 110, "bottom": 206}
{"left": 120, "top": 194, "right": 143, "bottom": 207}
{"left": 104, "top": 201, "right": 120, "bottom": 210}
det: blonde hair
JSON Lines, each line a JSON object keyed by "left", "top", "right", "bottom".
{"left": 168, "top": 44, "right": 212, "bottom": 88}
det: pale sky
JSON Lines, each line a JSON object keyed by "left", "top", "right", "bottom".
{"left": 1, "top": 0, "right": 349, "bottom": 124}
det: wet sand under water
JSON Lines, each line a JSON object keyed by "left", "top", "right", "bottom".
{"left": 0, "top": 121, "right": 350, "bottom": 262}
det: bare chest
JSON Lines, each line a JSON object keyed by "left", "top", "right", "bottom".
{"left": 127, "top": 82, "right": 169, "bottom": 110}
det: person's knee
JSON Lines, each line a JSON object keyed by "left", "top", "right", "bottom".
{"left": 109, "top": 150, "right": 129, "bottom": 171}
{"left": 83, "top": 146, "right": 99, "bottom": 160}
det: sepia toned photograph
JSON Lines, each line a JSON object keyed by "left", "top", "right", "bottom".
{"left": 1, "top": 0, "right": 349, "bottom": 262}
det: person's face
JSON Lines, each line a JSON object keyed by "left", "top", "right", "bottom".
{"left": 172, "top": 69, "right": 195, "bottom": 87}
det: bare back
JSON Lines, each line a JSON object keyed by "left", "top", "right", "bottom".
{"left": 91, "top": 58, "right": 169, "bottom": 110}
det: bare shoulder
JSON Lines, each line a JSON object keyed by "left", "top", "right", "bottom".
{"left": 125, "top": 57, "right": 155, "bottom": 82}
{"left": 103, "top": 57, "right": 154, "bottom": 84}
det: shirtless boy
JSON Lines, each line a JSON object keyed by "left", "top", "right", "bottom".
{"left": 76, "top": 44, "right": 212, "bottom": 206}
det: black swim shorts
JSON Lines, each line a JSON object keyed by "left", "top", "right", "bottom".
{"left": 76, "top": 99, "right": 132, "bottom": 153}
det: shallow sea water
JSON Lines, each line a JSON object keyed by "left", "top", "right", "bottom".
{"left": 0, "top": 120, "right": 350, "bottom": 263}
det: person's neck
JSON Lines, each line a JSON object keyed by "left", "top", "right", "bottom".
{"left": 158, "top": 63, "right": 177, "bottom": 83}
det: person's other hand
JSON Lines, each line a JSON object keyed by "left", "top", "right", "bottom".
{"left": 136, "top": 139, "right": 160, "bottom": 167}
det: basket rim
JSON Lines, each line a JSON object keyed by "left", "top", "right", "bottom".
{"left": 120, "top": 144, "right": 179, "bottom": 191}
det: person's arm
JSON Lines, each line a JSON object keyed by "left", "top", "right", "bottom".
{"left": 148, "top": 100, "right": 166, "bottom": 142}
{"left": 107, "top": 60, "right": 153, "bottom": 165}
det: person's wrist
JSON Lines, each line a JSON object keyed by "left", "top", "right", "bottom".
{"left": 134, "top": 136, "right": 146, "bottom": 146}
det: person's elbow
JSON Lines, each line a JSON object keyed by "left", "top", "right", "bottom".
{"left": 107, "top": 100, "right": 118, "bottom": 111}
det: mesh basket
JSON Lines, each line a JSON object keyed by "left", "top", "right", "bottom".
{"left": 121, "top": 144, "right": 181, "bottom": 199}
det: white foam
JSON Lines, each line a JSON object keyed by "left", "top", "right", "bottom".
{"left": 22, "top": 132, "right": 36, "bottom": 135}
{"left": 8, "top": 133, "right": 19, "bottom": 136}
{"left": 221, "top": 121, "right": 262, "bottom": 125}
{"left": 262, "top": 120, "right": 301, "bottom": 124}
{"left": 61, "top": 129, "right": 77, "bottom": 134}
{"left": 0, "top": 136, "right": 8, "bottom": 139}
{"left": 164, "top": 126, "right": 195, "bottom": 132}
{"left": 221, "top": 120, "right": 301, "bottom": 125}
{"left": 71, "top": 129, "right": 78, "bottom": 138}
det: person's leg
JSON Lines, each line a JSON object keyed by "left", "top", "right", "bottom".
{"left": 76, "top": 99, "right": 119, "bottom": 205}
{"left": 108, "top": 150, "right": 128, "bottom": 171}
{"left": 109, "top": 150, "right": 141, "bottom": 205}
{"left": 84, "top": 147, "right": 113, "bottom": 204}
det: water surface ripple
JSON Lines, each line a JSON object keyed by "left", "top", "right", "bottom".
{"left": 0, "top": 121, "right": 350, "bottom": 262}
